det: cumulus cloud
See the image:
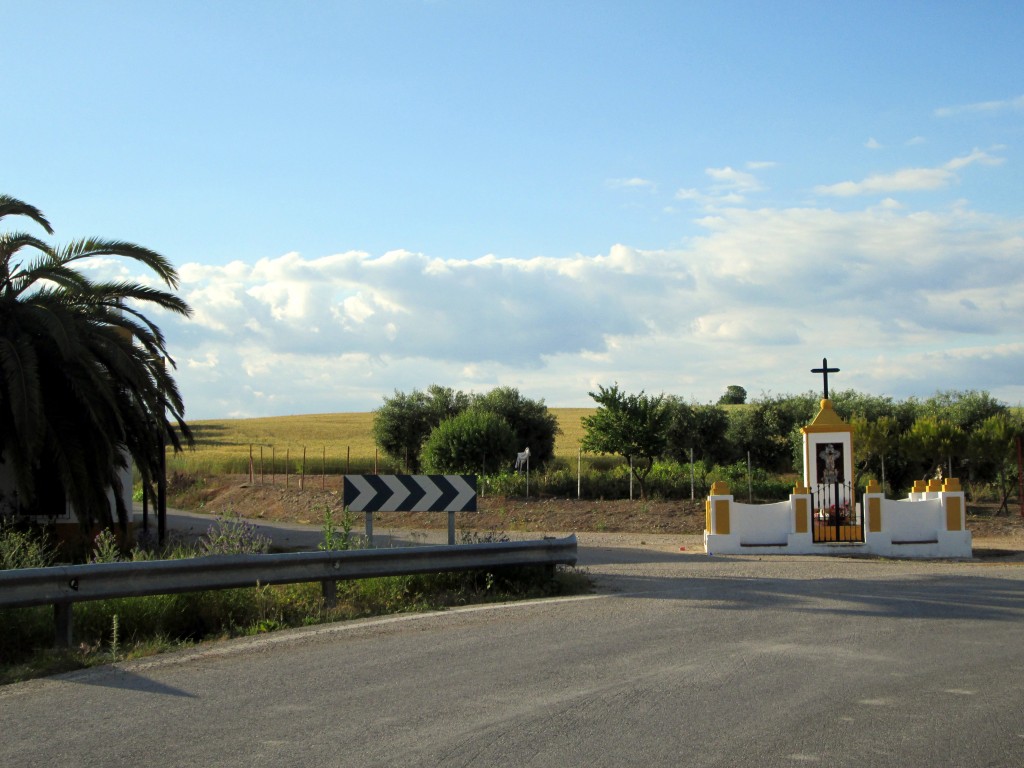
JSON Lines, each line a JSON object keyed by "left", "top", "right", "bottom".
{"left": 151, "top": 193, "right": 1024, "bottom": 418}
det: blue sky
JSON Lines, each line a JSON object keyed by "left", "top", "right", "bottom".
{"left": 4, "top": 1, "right": 1024, "bottom": 418}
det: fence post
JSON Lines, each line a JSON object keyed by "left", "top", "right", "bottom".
{"left": 690, "top": 447, "right": 695, "bottom": 501}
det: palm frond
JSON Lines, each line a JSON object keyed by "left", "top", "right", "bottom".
{"left": 1, "top": 196, "right": 194, "bottom": 530}
{"left": 0, "top": 196, "right": 54, "bottom": 234}
{"left": 51, "top": 238, "right": 181, "bottom": 289}
{"left": 0, "top": 334, "right": 43, "bottom": 458}
{"left": 0, "top": 234, "right": 53, "bottom": 295}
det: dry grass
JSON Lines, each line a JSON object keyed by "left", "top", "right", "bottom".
{"left": 168, "top": 408, "right": 596, "bottom": 476}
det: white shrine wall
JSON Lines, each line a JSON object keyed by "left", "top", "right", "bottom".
{"left": 704, "top": 478, "right": 972, "bottom": 559}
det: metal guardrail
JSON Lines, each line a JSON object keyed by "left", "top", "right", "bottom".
{"left": 0, "top": 535, "right": 578, "bottom": 647}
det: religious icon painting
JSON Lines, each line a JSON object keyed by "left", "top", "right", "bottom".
{"left": 816, "top": 443, "right": 844, "bottom": 485}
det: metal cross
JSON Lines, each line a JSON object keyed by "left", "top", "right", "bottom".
{"left": 811, "top": 357, "right": 840, "bottom": 399}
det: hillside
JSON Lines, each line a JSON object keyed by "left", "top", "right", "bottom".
{"left": 170, "top": 408, "right": 596, "bottom": 475}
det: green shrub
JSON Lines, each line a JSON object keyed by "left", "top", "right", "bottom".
{"left": 422, "top": 410, "right": 518, "bottom": 474}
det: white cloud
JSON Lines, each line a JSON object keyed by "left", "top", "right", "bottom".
{"left": 186, "top": 352, "right": 218, "bottom": 370}
{"left": 815, "top": 148, "right": 1004, "bottom": 197}
{"left": 944, "top": 147, "right": 1004, "bottom": 170}
{"left": 706, "top": 166, "right": 762, "bottom": 193}
{"left": 935, "top": 94, "right": 1024, "bottom": 117}
{"left": 865, "top": 137, "right": 883, "bottom": 149}
{"left": 815, "top": 167, "right": 954, "bottom": 196}
{"left": 606, "top": 177, "right": 656, "bottom": 190}
{"left": 674, "top": 163, "right": 768, "bottom": 208}
{"left": 153, "top": 196, "right": 1024, "bottom": 418}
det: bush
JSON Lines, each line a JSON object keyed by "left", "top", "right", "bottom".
{"left": 713, "top": 461, "right": 793, "bottom": 501}
{"left": 422, "top": 410, "right": 518, "bottom": 474}
{"left": 197, "top": 512, "right": 270, "bottom": 555}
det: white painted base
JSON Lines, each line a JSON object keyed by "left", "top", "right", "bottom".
{"left": 704, "top": 492, "right": 973, "bottom": 559}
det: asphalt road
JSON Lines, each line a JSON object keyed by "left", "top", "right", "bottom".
{"left": 3, "top": 525, "right": 1024, "bottom": 767}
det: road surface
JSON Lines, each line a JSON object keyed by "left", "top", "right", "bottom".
{"left": 3, "top": 531, "right": 1023, "bottom": 767}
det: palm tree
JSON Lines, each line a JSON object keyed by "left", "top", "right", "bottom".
{"left": 0, "top": 194, "right": 193, "bottom": 531}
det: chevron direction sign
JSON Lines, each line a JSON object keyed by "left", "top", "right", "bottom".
{"left": 343, "top": 475, "right": 477, "bottom": 513}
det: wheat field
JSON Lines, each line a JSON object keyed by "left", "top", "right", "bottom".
{"left": 168, "top": 408, "right": 596, "bottom": 476}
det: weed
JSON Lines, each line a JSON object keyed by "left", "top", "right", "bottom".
{"left": 109, "top": 614, "right": 120, "bottom": 660}
{"left": 319, "top": 505, "right": 354, "bottom": 551}
{"left": 0, "top": 522, "right": 56, "bottom": 570}
{"left": 90, "top": 529, "right": 122, "bottom": 563}
{"left": 197, "top": 510, "right": 270, "bottom": 555}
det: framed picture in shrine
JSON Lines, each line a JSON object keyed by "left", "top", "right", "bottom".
{"left": 816, "top": 442, "right": 845, "bottom": 485}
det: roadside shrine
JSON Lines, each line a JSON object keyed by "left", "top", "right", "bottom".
{"left": 704, "top": 359, "right": 972, "bottom": 558}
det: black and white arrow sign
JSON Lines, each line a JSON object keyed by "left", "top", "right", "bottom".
{"left": 343, "top": 475, "right": 477, "bottom": 513}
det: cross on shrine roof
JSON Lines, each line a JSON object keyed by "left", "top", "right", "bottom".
{"left": 811, "top": 357, "right": 840, "bottom": 399}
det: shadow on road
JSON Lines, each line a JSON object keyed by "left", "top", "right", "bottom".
{"left": 595, "top": 571, "right": 1024, "bottom": 623}
{"left": 61, "top": 667, "right": 197, "bottom": 698}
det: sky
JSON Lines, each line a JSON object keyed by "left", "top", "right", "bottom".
{"left": 4, "top": 1, "right": 1024, "bottom": 419}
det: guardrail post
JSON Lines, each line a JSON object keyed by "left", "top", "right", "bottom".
{"left": 54, "top": 602, "right": 73, "bottom": 649}
{"left": 321, "top": 580, "right": 337, "bottom": 609}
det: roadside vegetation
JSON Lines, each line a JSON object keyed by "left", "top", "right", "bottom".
{"left": 167, "top": 387, "right": 1022, "bottom": 509}
{"left": 0, "top": 513, "right": 587, "bottom": 686}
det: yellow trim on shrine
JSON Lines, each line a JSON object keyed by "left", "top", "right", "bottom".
{"left": 715, "top": 499, "right": 731, "bottom": 535}
{"left": 867, "top": 496, "right": 882, "bottom": 532}
{"left": 946, "top": 496, "right": 963, "bottom": 531}
{"left": 800, "top": 399, "right": 854, "bottom": 434}
{"left": 794, "top": 497, "right": 809, "bottom": 534}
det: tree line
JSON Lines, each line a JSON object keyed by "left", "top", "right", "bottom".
{"left": 373, "top": 383, "right": 1022, "bottom": 509}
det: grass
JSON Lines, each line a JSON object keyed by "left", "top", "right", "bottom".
{"left": 1, "top": 513, "right": 591, "bottom": 685}
{"left": 169, "top": 408, "right": 597, "bottom": 477}
{"left": 1, "top": 568, "right": 589, "bottom": 686}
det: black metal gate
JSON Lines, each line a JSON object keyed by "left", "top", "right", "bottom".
{"left": 812, "top": 481, "right": 862, "bottom": 543}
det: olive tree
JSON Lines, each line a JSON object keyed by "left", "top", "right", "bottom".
{"left": 581, "top": 384, "right": 670, "bottom": 500}
{"left": 421, "top": 410, "right": 517, "bottom": 474}
{"left": 372, "top": 385, "right": 471, "bottom": 472}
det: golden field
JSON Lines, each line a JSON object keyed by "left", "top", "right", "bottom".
{"left": 169, "top": 408, "right": 596, "bottom": 476}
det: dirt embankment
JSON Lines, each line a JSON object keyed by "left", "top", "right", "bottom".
{"left": 169, "top": 473, "right": 1024, "bottom": 549}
